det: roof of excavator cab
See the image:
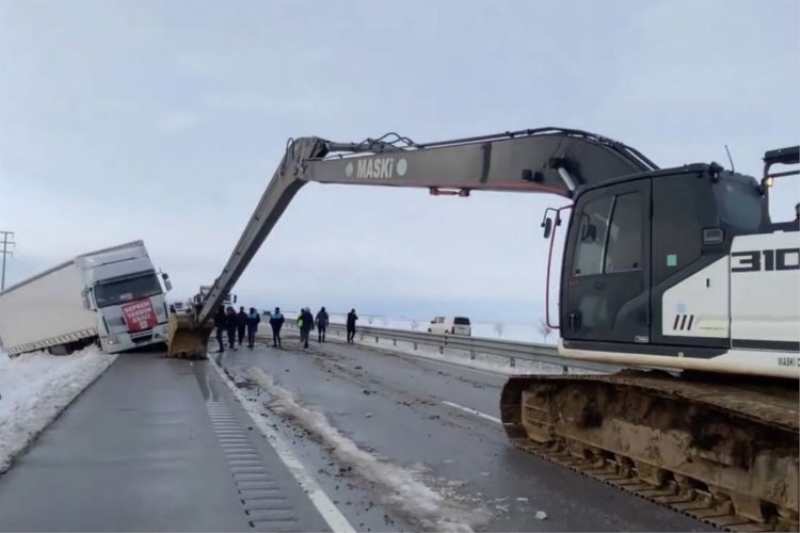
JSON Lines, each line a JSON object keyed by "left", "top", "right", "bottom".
{"left": 571, "top": 161, "right": 756, "bottom": 198}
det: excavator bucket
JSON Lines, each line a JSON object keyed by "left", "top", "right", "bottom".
{"left": 165, "top": 312, "right": 213, "bottom": 359}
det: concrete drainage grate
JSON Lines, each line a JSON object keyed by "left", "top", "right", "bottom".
{"left": 206, "top": 401, "right": 300, "bottom": 532}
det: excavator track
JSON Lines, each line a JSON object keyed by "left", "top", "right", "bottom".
{"left": 500, "top": 370, "right": 799, "bottom": 532}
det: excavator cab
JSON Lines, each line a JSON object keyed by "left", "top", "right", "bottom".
{"left": 539, "top": 159, "right": 799, "bottom": 370}
{"left": 503, "top": 156, "right": 799, "bottom": 530}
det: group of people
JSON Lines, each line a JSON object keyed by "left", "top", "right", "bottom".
{"left": 294, "top": 307, "right": 360, "bottom": 347}
{"left": 213, "top": 305, "right": 360, "bottom": 352}
{"left": 213, "top": 305, "right": 264, "bottom": 352}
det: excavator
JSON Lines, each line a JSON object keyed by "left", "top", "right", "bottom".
{"left": 165, "top": 127, "right": 800, "bottom": 532}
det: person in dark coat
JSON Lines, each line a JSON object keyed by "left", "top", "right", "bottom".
{"left": 300, "top": 307, "right": 314, "bottom": 348}
{"left": 346, "top": 308, "right": 358, "bottom": 343}
{"left": 214, "top": 306, "right": 227, "bottom": 353}
{"left": 225, "top": 306, "right": 238, "bottom": 350}
{"left": 269, "top": 307, "right": 285, "bottom": 348}
{"left": 316, "top": 306, "right": 329, "bottom": 343}
{"left": 236, "top": 306, "right": 248, "bottom": 346}
{"left": 246, "top": 307, "right": 261, "bottom": 349}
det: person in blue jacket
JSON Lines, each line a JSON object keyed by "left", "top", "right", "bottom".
{"left": 269, "top": 307, "right": 285, "bottom": 348}
{"left": 246, "top": 307, "right": 261, "bottom": 349}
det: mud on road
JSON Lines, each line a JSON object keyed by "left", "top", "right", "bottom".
{"left": 220, "top": 337, "right": 718, "bottom": 532}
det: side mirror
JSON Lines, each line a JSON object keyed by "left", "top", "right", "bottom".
{"left": 542, "top": 217, "right": 553, "bottom": 239}
{"left": 233, "top": 295, "right": 238, "bottom": 304}
{"left": 164, "top": 279, "right": 173, "bottom": 292}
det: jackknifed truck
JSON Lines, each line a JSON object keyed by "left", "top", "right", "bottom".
{"left": 0, "top": 240, "right": 173, "bottom": 357}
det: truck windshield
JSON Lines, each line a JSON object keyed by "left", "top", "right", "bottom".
{"left": 712, "top": 175, "right": 768, "bottom": 233}
{"left": 94, "top": 272, "right": 163, "bottom": 308}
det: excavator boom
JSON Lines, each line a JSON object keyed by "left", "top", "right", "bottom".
{"left": 187, "top": 127, "right": 657, "bottom": 330}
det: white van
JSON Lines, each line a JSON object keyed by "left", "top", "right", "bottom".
{"left": 427, "top": 316, "right": 472, "bottom": 336}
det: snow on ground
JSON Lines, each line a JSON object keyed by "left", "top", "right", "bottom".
{"left": 244, "top": 366, "right": 493, "bottom": 533}
{"left": 0, "top": 347, "right": 118, "bottom": 473}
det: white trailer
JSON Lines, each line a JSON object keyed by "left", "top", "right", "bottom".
{"left": 0, "top": 240, "right": 173, "bottom": 357}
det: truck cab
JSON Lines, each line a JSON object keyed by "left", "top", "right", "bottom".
{"left": 78, "top": 242, "right": 173, "bottom": 353}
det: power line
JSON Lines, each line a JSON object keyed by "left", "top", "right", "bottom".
{"left": 0, "top": 231, "right": 15, "bottom": 291}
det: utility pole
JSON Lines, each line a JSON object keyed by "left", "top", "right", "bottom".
{"left": 0, "top": 231, "right": 15, "bottom": 291}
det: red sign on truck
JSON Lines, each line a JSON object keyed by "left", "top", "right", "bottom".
{"left": 121, "top": 299, "right": 158, "bottom": 332}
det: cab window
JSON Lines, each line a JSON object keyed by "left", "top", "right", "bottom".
{"left": 573, "top": 196, "right": 613, "bottom": 276}
{"left": 713, "top": 176, "right": 766, "bottom": 233}
{"left": 604, "top": 192, "right": 643, "bottom": 273}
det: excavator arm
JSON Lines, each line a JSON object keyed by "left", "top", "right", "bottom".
{"left": 203, "top": 128, "right": 656, "bottom": 324}
{"left": 166, "top": 127, "right": 658, "bottom": 357}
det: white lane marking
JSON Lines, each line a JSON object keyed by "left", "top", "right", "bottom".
{"left": 210, "top": 357, "right": 356, "bottom": 533}
{"left": 441, "top": 400, "right": 502, "bottom": 425}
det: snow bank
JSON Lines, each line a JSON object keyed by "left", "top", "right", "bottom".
{"left": 0, "top": 347, "right": 118, "bottom": 473}
{"left": 246, "top": 367, "right": 492, "bottom": 533}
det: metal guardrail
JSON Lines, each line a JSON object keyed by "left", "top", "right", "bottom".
{"left": 279, "top": 321, "right": 621, "bottom": 374}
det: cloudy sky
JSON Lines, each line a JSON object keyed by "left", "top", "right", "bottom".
{"left": 1, "top": 0, "right": 798, "bottom": 323}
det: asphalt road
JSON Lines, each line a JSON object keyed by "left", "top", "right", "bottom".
{"left": 0, "top": 352, "right": 330, "bottom": 533}
{"left": 220, "top": 336, "right": 718, "bottom": 533}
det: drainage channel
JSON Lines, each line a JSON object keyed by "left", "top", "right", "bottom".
{"left": 206, "top": 401, "right": 301, "bottom": 532}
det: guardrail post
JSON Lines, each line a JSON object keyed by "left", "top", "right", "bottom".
{"left": 439, "top": 345, "right": 444, "bottom": 355}
{"left": 470, "top": 350, "right": 476, "bottom": 360}
{"left": 375, "top": 336, "right": 379, "bottom": 343}
{"left": 413, "top": 342, "right": 418, "bottom": 350}
{"left": 393, "top": 339, "right": 397, "bottom": 346}
{"left": 510, "top": 357, "right": 516, "bottom": 368}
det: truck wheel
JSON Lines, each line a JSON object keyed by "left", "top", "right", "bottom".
{"left": 47, "top": 345, "right": 70, "bottom": 356}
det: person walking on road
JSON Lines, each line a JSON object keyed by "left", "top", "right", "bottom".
{"left": 297, "top": 308, "right": 313, "bottom": 348}
{"left": 225, "top": 306, "right": 238, "bottom": 350}
{"left": 236, "top": 306, "right": 248, "bottom": 346}
{"left": 246, "top": 307, "right": 261, "bottom": 349}
{"left": 214, "top": 305, "right": 227, "bottom": 353}
{"left": 270, "top": 307, "right": 285, "bottom": 348}
{"left": 296, "top": 311, "right": 305, "bottom": 344}
{"left": 316, "top": 306, "right": 329, "bottom": 343}
{"left": 346, "top": 308, "right": 358, "bottom": 343}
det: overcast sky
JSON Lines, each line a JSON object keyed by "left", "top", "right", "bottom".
{"left": 1, "top": 0, "right": 798, "bottom": 323}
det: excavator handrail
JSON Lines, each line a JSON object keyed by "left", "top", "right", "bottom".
{"left": 316, "top": 127, "right": 661, "bottom": 172}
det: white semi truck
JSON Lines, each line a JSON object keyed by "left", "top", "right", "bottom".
{"left": 0, "top": 240, "right": 173, "bottom": 356}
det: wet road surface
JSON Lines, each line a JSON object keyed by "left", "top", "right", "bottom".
{"left": 221, "top": 336, "right": 719, "bottom": 533}
{"left": 0, "top": 352, "right": 331, "bottom": 532}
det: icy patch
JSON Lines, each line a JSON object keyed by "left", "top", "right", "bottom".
{"left": 247, "top": 367, "right": 492, "bottom": 532}
{"left": 0, "top": 347, "right": 117, "bottom": 473}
